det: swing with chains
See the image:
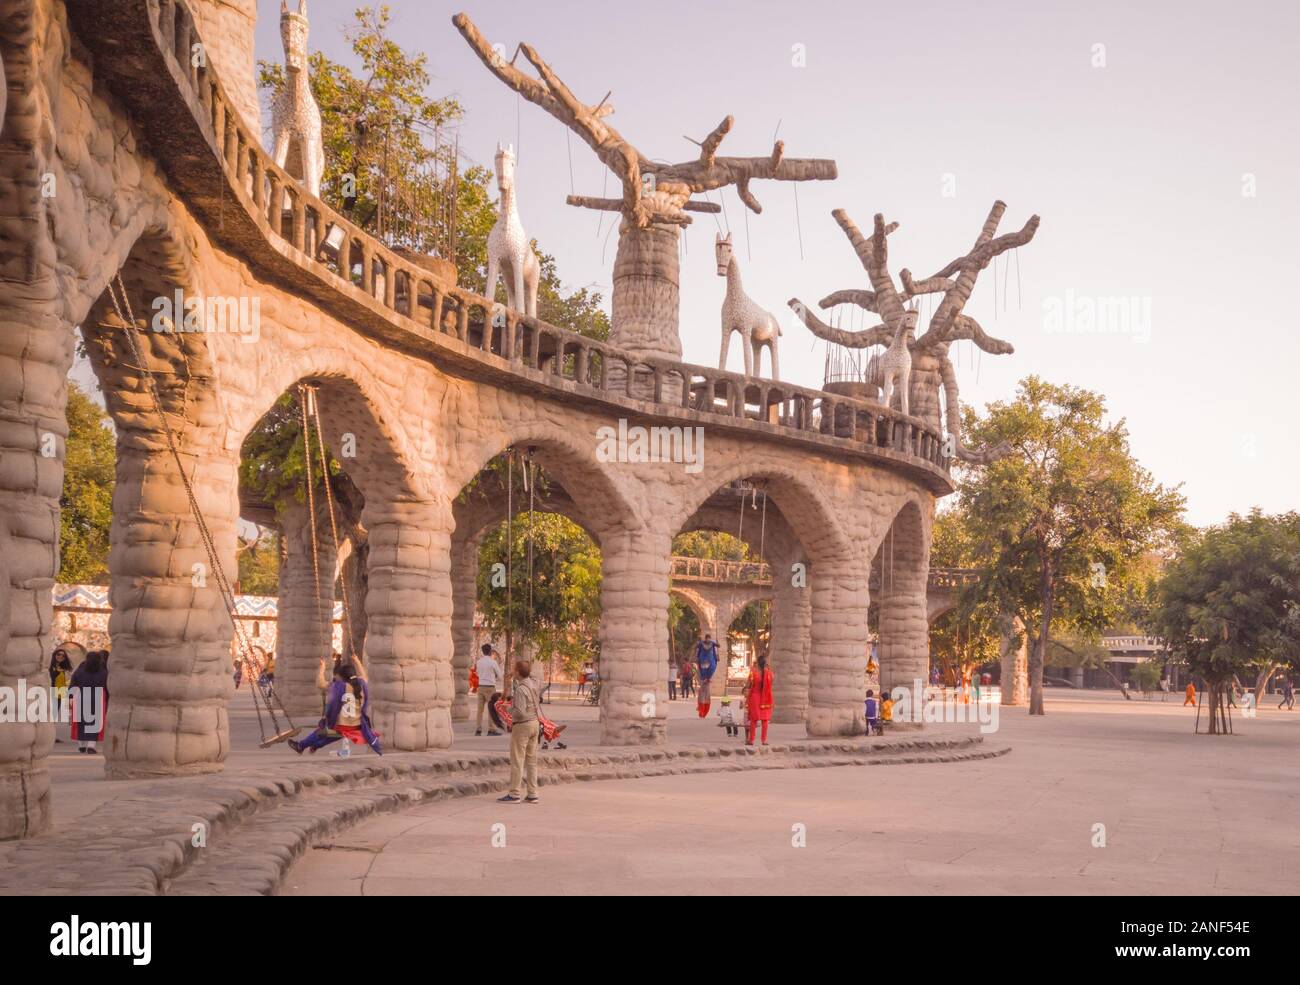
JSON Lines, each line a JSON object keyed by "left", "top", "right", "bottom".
{"left": 106, "top": 276, "right": 299, "bottom": 747}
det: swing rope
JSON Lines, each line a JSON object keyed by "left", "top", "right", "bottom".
{"left": 303, "top": 384, "right": 356, "bottom": 660}
{"left": 107, "top": 275, "right": 297, "bottom": 747}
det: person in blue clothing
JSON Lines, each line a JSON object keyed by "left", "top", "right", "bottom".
{"left": 694, "top": 633, "right": 719, "bottom": 718}
{"left": 288, "top": 661, "right": 382, "bottom": 756}
{"left": 863, "top": 689, "right": 881, "bottom": 736}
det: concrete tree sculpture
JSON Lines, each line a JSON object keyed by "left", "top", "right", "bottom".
{"left": 789, "top": 200, "right": 1039, "bottom": 464}
{"left": 453, "top": 12, "right": 837, "bottom": 361}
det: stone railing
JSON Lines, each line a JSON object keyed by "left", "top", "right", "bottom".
{"left": 72, "top": 0, "right": 952, "bottom": 494}
{"left": 925, "top": 567, "right": 983, "bottom": 591}
{"left": 670, "top": 556, "right": 773, "bottom": 585}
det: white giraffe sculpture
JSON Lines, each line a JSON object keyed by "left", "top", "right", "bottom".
{"left": 716, "top": 233, "right": 781, "bottom": 379}
{"left": 270, "top": 0, "right": 324, "bottom": 198}
{"left": 486, "top": 143, "right": 540, "bottom": 318}
{"left": 868, "top": 308, "right": 916, "bottom": 416}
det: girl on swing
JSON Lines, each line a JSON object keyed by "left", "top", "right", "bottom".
{"left": 288, "top": 660, "right": 382, "bottom": 756}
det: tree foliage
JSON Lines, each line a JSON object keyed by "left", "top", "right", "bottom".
{"left": 955, "top": 376, "right": 1186, "bottom": 714}
{"left": 476, "top": 511, "right": 601, "bottom": 677}
{"left": 58, "top": 383, "right": 115, "bottom": 583}
{"left": 1153, "top": 510, "right": 1300, "bottom": 732}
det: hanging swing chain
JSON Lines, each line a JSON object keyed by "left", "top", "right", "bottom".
{"left": 306, "top": 385, "right": 356, "bottom": 659}
{"left": 505, "top": 449, "right": 513, "bottom": 665}
{"left": 298, "top": 385, "right": 323, "bottom": 630}
{"left": 526, "top": 453, "right": 535, "bottom": 634}
{"left": 107, "top": 276, "right": 287, "bottom": 737}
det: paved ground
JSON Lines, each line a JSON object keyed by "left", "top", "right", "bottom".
{"left": 283, "top": 691, "right": 1300, "bottom": 895}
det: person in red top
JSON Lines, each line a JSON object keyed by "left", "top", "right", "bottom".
{"left": 744, "top": 654, "right": 774, "bottom": 746}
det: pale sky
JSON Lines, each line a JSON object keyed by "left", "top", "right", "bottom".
{"left": 208, "top": 0, "right": 1292, "bottom": 527}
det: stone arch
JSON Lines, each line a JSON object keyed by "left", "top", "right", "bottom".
{"left": 666, "top": 462, "right": 858, "bottom": 735}
{"left": 236, "top": 369, "right": 426, "bottom": 720}
{"left": 667, "top": 459, "right": 853, "bottom": 568}
{"left": 447, "top": 466, "right": 604, "bottom": 722}
{"left": 73, "top": 222, "right": 243, "bottom": 779}
{"left": 450, "top": 421, "right": 641, "bottom": 542}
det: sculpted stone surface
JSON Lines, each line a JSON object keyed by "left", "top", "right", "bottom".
{"left": 485, "top": 144, "right": 540, "bottom": 318}
{"left": 0, "top": 0, "right": 1023, "bottom": 841}
{"left": 270, "top": 0, "right": 325, "bottom": 197}
{"left": 716, "top": 233, "right": 781, "bottom": 379}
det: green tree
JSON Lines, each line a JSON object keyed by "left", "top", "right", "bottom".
{"left": 476, "top": 511, "right": 601, "bottom": 677}
{"left": 957, "top": 377, "right": 1186, "bottom": 715}
{"left": 237, "top": 528, "right": 282, "bottom": 595}
{"left": 58, "top": 383, "right": 115, "bottom": 583}
{"left": 259, "top": 6, "right": 611, "bottom": 341}
{"left": 259, "top": 5, "right": 462, "bottom": 253}
{"left": 1153, "top": 510, "right": 1300, "bottom": 732}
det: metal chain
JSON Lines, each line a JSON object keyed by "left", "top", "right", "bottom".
{"left": 307, "top": 386, "right": 356, "bottom": 659}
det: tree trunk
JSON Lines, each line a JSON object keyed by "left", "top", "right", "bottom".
{"left": 1029, "top": 574, "right": 1054, "bottom": 716}
{"left": 611, "top": 222, "right": 682, "bottom": 363}
{"left": 1254, "top": 663, "right": 1279, "bottom": 703}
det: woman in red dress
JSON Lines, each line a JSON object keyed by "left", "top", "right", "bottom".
{"left": 744, "top": 654, "right": 774, "bottom": 746}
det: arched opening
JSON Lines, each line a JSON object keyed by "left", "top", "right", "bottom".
{"left": 871, "top": 498, "right": 933, "bottom": 702}
{"left": 448, "top": 430, "right": 640, "bottom": 744}
{"left": 668, "top": 466, "right": 853, "bottom": 734}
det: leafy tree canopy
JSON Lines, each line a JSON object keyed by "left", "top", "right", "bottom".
{"left": 58, "top": 382, "right": 115, "bottom": 583}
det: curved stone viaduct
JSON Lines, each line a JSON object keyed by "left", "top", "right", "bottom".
{"left": 0, "top": 0, "right": 955, "bottom": 838}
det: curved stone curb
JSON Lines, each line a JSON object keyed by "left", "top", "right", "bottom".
{"left": 0, "top": 735, "right": 1006, "bottom": 895}
{"left": 170, "top": 740, "right": 1010, "bottom": 896}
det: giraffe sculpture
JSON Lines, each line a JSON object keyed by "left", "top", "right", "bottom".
{"left": 270, "top": 0, "right": 324, "bottom": 198}
{"left": 869, "top": 307, "right": 916, "bottom": 416}
{"left": 716, "top": 233, "right": 781, "bottom": 379}
{"left": 486, "top": 143, "right": 540, "bottom": 318}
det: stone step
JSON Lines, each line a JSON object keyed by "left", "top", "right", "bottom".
{"left": 166, "top": 739, "right": 1009, "bottom": 895}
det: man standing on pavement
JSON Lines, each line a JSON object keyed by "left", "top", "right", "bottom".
{"left": 498, "top": 659, "right": 542, "bottom": 804}
{"left": 475, "top": 643, "right": 503, "bottom": 736}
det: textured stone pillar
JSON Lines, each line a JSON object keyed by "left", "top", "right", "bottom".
{"left": 189, "top": 0, "right": 260, "bottom": 134}
{"left": 599, "top": 528, "right": 670, "bottom": 744}
{"left": 806, "top": 563, "right": 869, "bottom": 736}
{"left": 611, "top": 223, "right": 682, "bottom": 361}
{"left": 769, "top": 552, "right": 811, "bottom": 724}
{"left": 363, "top": 502, "right": 453, "bottom": 750}
{"left": 0, "top": 24, "right": 67, "bottom": 834}
{"left": 449, "top": 532, "right": 480, "bottom": 722}
{"left": 275, "top": 499, "right": 337, "bottom": 717}
{"left": 104, "top": 433, "right": 240, "bottom": 779}
{"left": 878, "top": 571, "right": 931, "bottom": 701}
{"left": 999, "top": 615, "right": 1029, "bottom": 706}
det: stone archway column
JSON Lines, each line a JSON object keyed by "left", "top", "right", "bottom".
{"left": 103, "top": 432, "right": 240, "bottom": 779}
{"left": 0, "top": 295, "right": 65, "bottom": 835}
{"left": 806, "top": 562, "right": 870, "bottom": 736}
{"left": 275, "top": 499, "right": 337, "bottom": 717}
{"left": 449, "top": 532, "right": 480, "bottom": 722}
{"left": 599, "top": 528, "right": 671, "bottom": 745}
{"left": 769, "top": 552, "right": 811, "bottom": 724}
{"left": 363, "top": 501, "right": 454, "bottom": 750}
{"left": 878, "top": 564, "right": 931, "bottom": 703}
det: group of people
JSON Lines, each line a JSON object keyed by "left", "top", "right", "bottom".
{"left": 672, "top": 634, "right": 774, "bottom": 746}
{"left": 863, "top": 688, "right": 894, "bottom": 736}
{"left": 48, "top": 645, "right": 110, "bottom": 753}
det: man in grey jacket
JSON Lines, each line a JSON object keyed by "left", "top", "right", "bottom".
{"left": 498, "top": 660, "right": 541, "bottom": 803}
